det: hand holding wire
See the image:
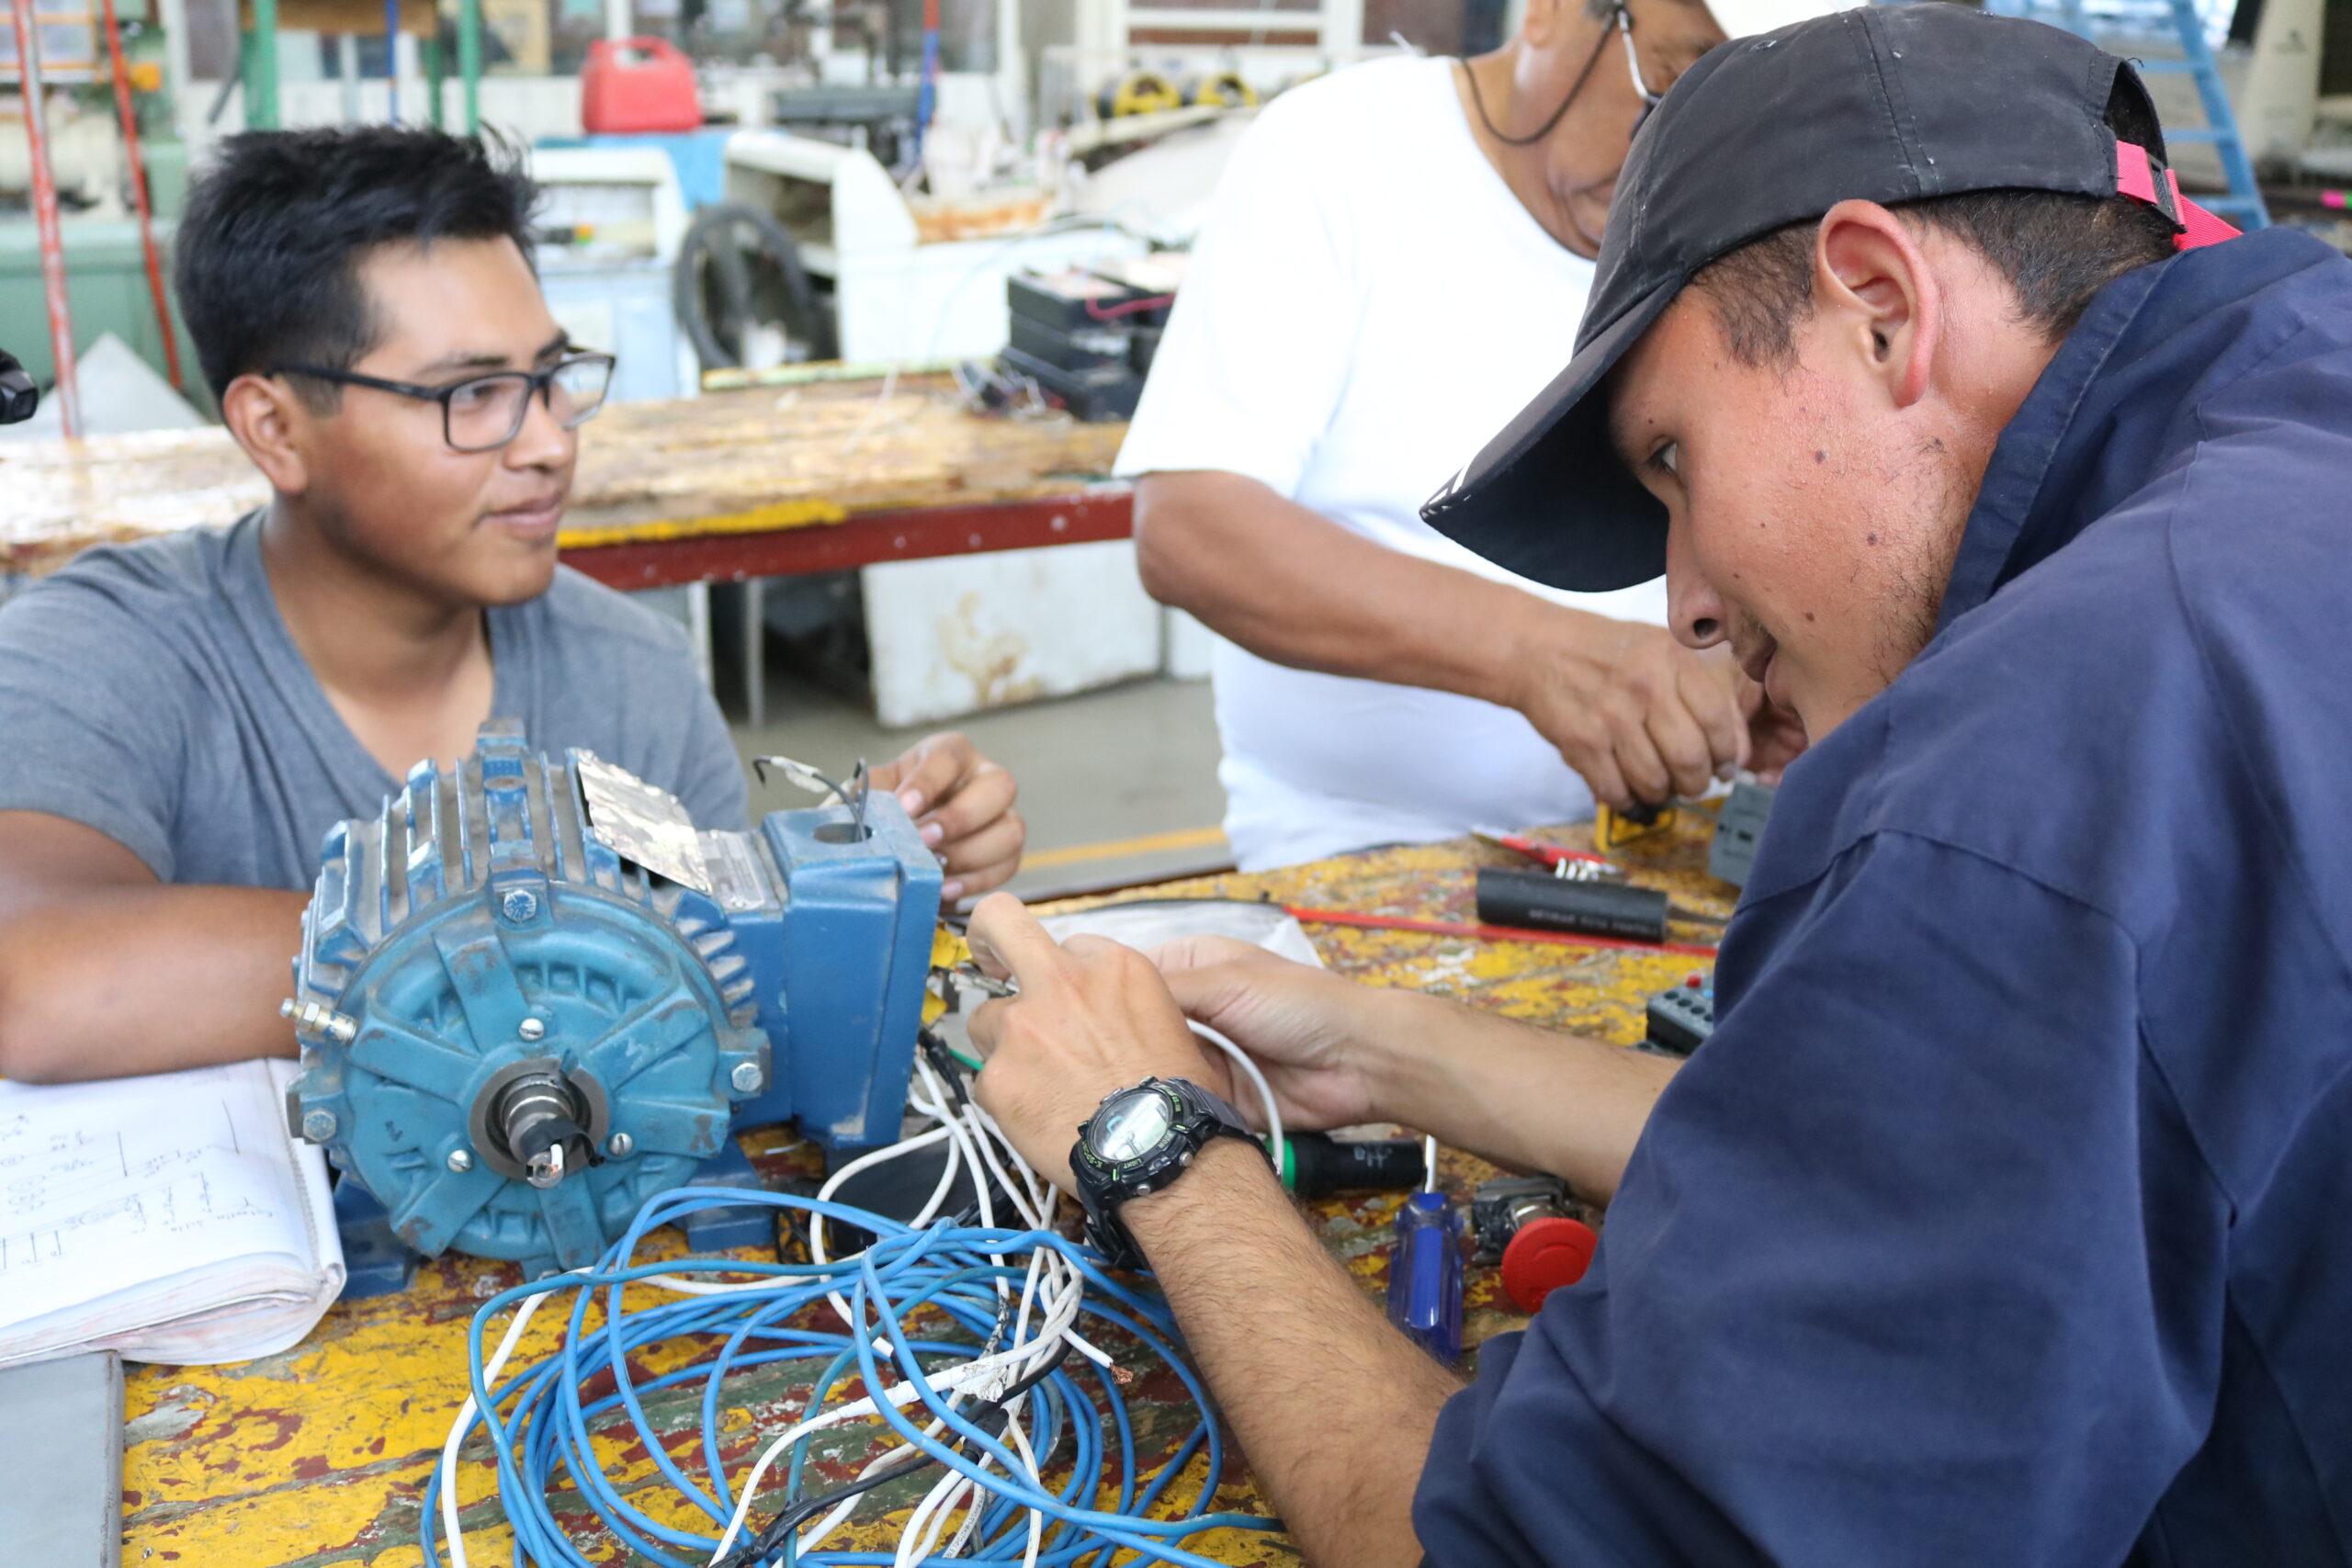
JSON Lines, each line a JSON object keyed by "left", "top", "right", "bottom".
{"left": 1147, "top": 934, "right": 1386, "bottom": 1133}
{"left": 963, "top": 896, "right": 1263, "bottom": 1192}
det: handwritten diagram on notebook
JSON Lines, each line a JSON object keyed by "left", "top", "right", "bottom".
{"left": 0, "top": 1060, "right": 345, "bottom": 1371}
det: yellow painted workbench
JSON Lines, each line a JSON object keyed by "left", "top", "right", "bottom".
{"left": 120, "top": 813, "right": 1733, "bottom": 1566}
{"left": 0, "top": 377, "right": 1127, "bottom": 584}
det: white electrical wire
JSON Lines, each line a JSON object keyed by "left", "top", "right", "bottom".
{"left": 707, "top": 1052, "right": 1099, "bottom": 1565}
{"left": 435, "top": 1269, "right": 580, "bottom": 1568}
{"left": 434, "top": 1056, "right": 1078, "bottom": 1568}
{"left": 1189, "top": 1021, "right": 1287, "bottom": 1184}
{"left": 937, "top": 965, "right": 1289, "bottom": 1182}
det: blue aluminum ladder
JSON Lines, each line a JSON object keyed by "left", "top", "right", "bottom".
{"left": 1939, "top": 0, "right": 2271, "bottom": 229}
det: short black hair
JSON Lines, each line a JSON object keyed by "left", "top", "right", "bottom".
{"left": 175, "top": 126, "right": 540, "bottom": 406}
{"left": 1692, "top": 80, "right": 2178, "bottom": 366}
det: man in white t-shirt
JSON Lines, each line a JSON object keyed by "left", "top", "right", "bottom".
{"left": 1120, "top": 0, "right": 1800, "bottom": 870}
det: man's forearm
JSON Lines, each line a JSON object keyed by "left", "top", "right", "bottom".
{"left": 1135, "top": 472, "right": 1593, "bottom": 709}
{"left": 0, "top": 887, "right": 308, "bottom": 1079}
{"left": 1351, "top": 987, "right": 1679, "bottom": 1203}
{"left": 1123, "top": 1139, "right": 1458, "bottom": 1568}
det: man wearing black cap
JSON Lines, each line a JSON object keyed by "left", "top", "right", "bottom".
{"left": 952, "top": 5, "right": 2352, "bottom": 1564}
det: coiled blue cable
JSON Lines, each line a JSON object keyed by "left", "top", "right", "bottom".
{"left": 418, "top": 1185, "right": 1280, "bottom": 1568}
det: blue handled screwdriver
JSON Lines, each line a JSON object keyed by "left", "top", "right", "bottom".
{"left": 1385, "top": 1134, "right": 1465, "bottom": 1361}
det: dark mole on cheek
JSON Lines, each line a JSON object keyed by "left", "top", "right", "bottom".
{"left": 1867, "top": 532, "right": 1880, "bottom": 546}
{"left": 1814, "top": 450, "right": 1826, "bottom": 464}
{"left": 1804, "top": 611, "right": 1816, "bottom": 622}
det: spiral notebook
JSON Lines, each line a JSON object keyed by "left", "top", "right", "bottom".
{"left": 0, "top": 1059, "right": 345, "bottom": 1371}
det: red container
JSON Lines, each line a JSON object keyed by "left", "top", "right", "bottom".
{"left": 580, "top": 38, "right": 703, "bottom": 134}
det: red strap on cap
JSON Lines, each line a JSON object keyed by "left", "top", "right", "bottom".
{"left": 2117, "top": 140, "right": 2241, "bottom": 250}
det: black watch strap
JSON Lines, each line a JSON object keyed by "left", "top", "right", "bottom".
{"left": 1070, "top": 1077, "right": 1269, "bottom": 1269}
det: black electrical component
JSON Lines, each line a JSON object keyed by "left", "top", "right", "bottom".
{"left": 1469, "top": 1175, "right": 1571, "bottom": 1263}
{"left": 1644, "top": 979, "right": 1716, "bottom": 1055}
{"left": 1009, "top": 312, "right": 1131, "bottom": 372}
{"left": 1475, "top": 867, "right": 1670, "bottom": 942}
{"left": 996, "top": 348, "right": 1145, "bottom": 421}
{"left": 1000, "top": 269, "right": 1170, "bottom": 422}
{"left": 1006, "top": 269, "right": 1153, "bottom": 333}
{"left": 1128, "top": 321, "right": 1164, "bottom": 376}
{"left": 823, "top": 1142, "right": 1013, "bottom": 1254}
{"left": 1280, "top": 1132, "right": 1426, "bottom": 1197}
{"left": 0, "top": 349, "right": 37, "bottom": 425}
{"left": 1708, "top": 780, "right": 1776, "bottom": 888}
{"left": 1470, "top": 1175, "right": 1599, "bottom": 1313}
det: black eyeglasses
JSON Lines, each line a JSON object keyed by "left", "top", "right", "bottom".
{"left": 271, "top": 351, "right": 617, "bottom": 452}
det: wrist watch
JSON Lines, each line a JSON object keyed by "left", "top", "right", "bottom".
{"left": 1069, "top": 1077, "right": 1270, "bottom": 1269}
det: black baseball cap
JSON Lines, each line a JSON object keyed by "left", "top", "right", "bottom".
{"left": 1419, "top": 2, "right": 2227, "bottom": 592}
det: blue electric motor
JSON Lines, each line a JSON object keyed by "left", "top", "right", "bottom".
{"left": 283, "top": 720, "right": 940, "bottom": 1284}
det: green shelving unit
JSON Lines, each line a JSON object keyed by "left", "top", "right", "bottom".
{"left": 239, "top": 0, "right": 484, "bottom": 132}
{"left": 0, "top": 217, "right": 208, "bottom": 412}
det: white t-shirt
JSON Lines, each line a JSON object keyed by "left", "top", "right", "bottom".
{"left": 1116, "top": 55, "right": 1671, "bottom": 871}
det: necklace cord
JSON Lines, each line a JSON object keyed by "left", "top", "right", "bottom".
{"left": 1460, "top": 13, "right": 1620, "bottom": 149}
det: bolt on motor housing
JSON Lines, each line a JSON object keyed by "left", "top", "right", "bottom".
{"left": 283, "top": 720, "right": 940, "bottom": 1278}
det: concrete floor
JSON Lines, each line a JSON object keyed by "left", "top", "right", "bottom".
{"left": 728, "top": 673, "right": 1231, "bottom": 901}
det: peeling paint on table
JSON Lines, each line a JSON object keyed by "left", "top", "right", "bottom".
{"left": 2, "top": 379, "right": 1125, "bottom": 580}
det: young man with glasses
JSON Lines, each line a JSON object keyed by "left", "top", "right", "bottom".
{"left": 1119, "top": 0, "right": 1801, "bottom": 872}
{"left": 0, "top": 128, "right": 1023, "bottom": 1082}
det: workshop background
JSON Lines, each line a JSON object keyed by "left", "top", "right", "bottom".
{"left": 5, "top": 4, "right": 2344, "bottom": 1565}
{"left": 5, "top": 0, "right": 2339, "bottom": 897}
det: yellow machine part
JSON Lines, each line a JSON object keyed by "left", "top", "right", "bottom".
{"left": 1099, "top": 69, "right": 1185, "bottom": 118}
{"left": 1186, "top": 70, "right": 1258, "bottom": 107}
{"left": 923, "top": 924, "right": 974, "bottom": 1027}
{"left": 1594, "top": 802, "right": 1680, "bottom": 853}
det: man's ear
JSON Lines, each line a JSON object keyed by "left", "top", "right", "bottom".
{"left": 220, "top": 373, "right": 315, "bottom": 496}
{"left": 1809, "top": 199, "right": 1939, "bottom": 412}
{"left": 1521, "top": 0, "right": 1569, "bottom": 49}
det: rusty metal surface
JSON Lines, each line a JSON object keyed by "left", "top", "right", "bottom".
{"left": 120, "top": 815, "right": 1728, "bottom": 1565}
{"left": 1, "top": 378, "right": 1127, "bottom": 581}
{"left": 565, "top": 492, "right": 1135, "bottom": 593}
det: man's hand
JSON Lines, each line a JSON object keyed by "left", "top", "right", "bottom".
{"left": 963, "top": 895, "right": 1220, "bottom": 1190}
{"left": 1149, "top": 935, "right": 1382, "bottom": 1131}
{"left": 963, "top": 897, "right": 1449, "bottom": 1568}
{"left": 1510, "top": 613, "right": 1748, "bottom": 810}
{"left": 867, "top": 731, "right": 1023, "bottom": 903}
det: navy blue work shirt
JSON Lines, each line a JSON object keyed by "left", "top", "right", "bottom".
{"left": 1413, "top": 229, "right": 2352, "bottom": 1565}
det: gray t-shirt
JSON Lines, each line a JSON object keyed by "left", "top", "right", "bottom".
{"left": 0, "top": 514, "right": 750, "bottom": 892}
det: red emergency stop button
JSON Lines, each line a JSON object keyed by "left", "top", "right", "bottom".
{"left": 1499, "top": 1215, "right": 1599, "bottom": 1313}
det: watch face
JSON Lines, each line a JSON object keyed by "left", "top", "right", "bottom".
{"left": 1090, "top": 1088, "right": 1176, "bottom": 1164}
